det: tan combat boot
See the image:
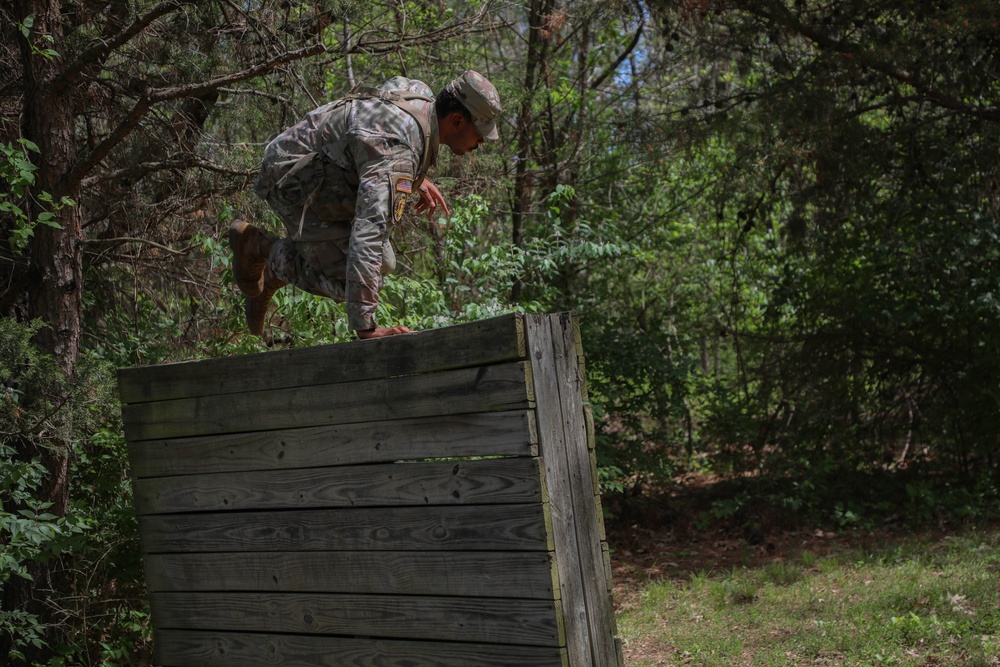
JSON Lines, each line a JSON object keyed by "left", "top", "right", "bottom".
{"left": 245, "top": 267, "right": 287, "bottom": 336}
{"left": 228, "top": 220, "right": 275, "bottom": 297}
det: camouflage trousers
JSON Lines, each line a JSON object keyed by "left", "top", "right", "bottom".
{"left": 268, "top": 236, "right": 393, "bottom": 302}
{"left": 255, "top": 153, "right": 396, "bottom": 329}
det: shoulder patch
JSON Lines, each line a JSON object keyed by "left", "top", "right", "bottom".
{"left": 394, "top": 193, "right": 408, "bottom": 222}
{"left": 390, "top": 172, "right": 413, "bottom": 223}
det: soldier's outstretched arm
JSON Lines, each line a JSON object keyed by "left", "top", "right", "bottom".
{"left": 345, "top": 131, "right": 418, "bottom": 333}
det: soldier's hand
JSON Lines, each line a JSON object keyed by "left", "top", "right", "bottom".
{"left": 356, "top": 325, "right": 416, "bottom": 339}
{"left": 415, "top": 179, "right": 450, "bottom": 219}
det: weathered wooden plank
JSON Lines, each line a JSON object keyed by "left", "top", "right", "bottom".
{"left": 153, "top": 629, "right": 569, "bottom": 667}
{"left": 525, "top": 313, "right": 621, "bottom": 666}
{"left": 122, "top": 361, "right": 534, "bottom": 442}
{"left": 140, "top": 504, "right": 552, "bottom": 553}
{"left": 144, "top": 551, "right": 558, "bottom": 599}
{"left": 128, "top": 411, "right": 537, "bottom": 478}
{"left": 526, "top": 315, "right": 594, "bottom": 667}
{"left": 552, "top": 313, "right": 620, "bottom": 666}
{"left": 149, "top": 592, "right": 564, "bottom": 647}
{"left": 118, "top": 314, "right": 526, "bottom": 405}
{"left": 134, "top": 458, "right": 543, "bottom": 515}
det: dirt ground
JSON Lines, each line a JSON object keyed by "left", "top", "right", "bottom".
{"left": 606, "top": 509, "right": 853, "bottom": 613}
{"left": 602, "top": 491, "right": 958, "bottom": 666}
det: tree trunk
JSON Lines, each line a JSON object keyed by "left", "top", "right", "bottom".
{"left": 511, "top": 0, "right": 555, "bottom": 301}
{"left": 2, "top": 5, "right": 82, "bottom": 660}
{"left": 17, "top": 0, "right": 79, "bottom": 512}
{"left": 18, "top": 1, "right": 81, "bottom": 375}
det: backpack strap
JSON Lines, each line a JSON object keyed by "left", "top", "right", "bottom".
{"left": 343, "top": 87, "right": 436, "bottom": 187}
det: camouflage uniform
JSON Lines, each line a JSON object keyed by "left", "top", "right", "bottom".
{"left": 253, "top": 77, "right": 439, "bottom": 331}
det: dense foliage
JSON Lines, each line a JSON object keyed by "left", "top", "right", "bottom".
{"left": 1, "top": 0, "right": 997, "bottom": 662}
{"left": 634, "top": 0, "right": 1000, "bottom": 518}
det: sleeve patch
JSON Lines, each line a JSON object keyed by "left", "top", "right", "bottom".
{"left": 390, "top": 172, "right": 413, "bottom": 223}
{"left": 394, "top": 193, "right": 408, "bottom": 222}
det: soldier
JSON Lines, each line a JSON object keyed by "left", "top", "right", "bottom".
{"left": 229, "top": 70, "right": 501, "bottom": 339}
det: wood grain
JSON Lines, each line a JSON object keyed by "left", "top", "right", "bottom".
{"left": 150, "top": 591, "right": 564, "bottom": 647}
{"left": 118, "top": 314, "right": 526, "bottom": 404}
{"left": 152, "top": 629, "right": 569, "bottom": 667}
{"left": 133, "top": 458, "right": 543, "bottom": 515}
{"left": 128, "top": 411, "right": 537, "bottom": 478}
{"left": 123, "top": 361, "right": 533, "bottom": 441}
{"left": 526, "top": 313, "right": 621, "bottom": 666}
{"left": 143, "top": 550, "right": 559, "bottom": 599}
{"left": 139, "top": 504, "right": 552, "bottom": 553}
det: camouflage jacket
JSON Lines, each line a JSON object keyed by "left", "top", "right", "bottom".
{"left": 255, "top": 77, "right": 439, "bottom": 331}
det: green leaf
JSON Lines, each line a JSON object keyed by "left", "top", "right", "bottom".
{"left": 18, "top": 138, "right": 39, "bottom": 153}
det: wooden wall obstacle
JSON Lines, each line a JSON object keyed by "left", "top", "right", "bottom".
{"left": 118, "top": 312, "right": 623, "bottom": 667}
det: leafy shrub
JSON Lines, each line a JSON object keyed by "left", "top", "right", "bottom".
{"left": 0, "top": 319, "right": 148, "bottom": 665}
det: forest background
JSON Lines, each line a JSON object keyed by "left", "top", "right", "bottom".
{"left": 1, "top": 0, "right": 998, "bottom": 664}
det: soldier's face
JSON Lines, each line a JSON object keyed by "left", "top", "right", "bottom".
{"left": 445, "top": 115, "right": 486, "bottom": 156}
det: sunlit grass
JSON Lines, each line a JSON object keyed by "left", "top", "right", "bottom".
{"left": 618, "top": 529, "right": 1000, "bottom": 666}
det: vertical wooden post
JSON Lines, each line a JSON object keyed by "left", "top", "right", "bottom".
{"left": 525, "top": 313, "right": 622, "bottom": 666}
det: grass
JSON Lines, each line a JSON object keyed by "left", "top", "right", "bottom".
{"left": 616, "top": 528, "right": 1000, "bottom": 666}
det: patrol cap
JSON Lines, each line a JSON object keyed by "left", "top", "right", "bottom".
{"left": 446, "top": 70, "right": 502, "bottom": 141}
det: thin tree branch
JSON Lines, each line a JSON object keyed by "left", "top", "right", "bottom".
{"left": 589, "top": 1, "right": 645, "bottom": 90}
{"left": 743, "top": 0, "right": 1000, "bottom": 121}
{"left": 82, "top": 237, "right": 195, "bottom": 256}
{"left": 217, "top": 87, "right": 292, "bottom": 105}
{"left": 82, "top": 157, "right": 256, "bottom": 188}
{"left": 353, "top": 4, "right": 493, "bottom": 51}
{"left": 795, "top": 24, "right": 999, "bottom": 120}
{"left": 63, "top": 42, "right": 326, "bottom": 191}
{"left": 145, "top": 43, "right": 327, "bottom": 105}
{"left": 54, "top": 0, "right": 199, "bottom": 94}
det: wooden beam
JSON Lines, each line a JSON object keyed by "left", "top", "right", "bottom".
{"left": 144, "top": 551, "right": 558, "bottom": 599}
{"left": 128, "top": 411, "right": 537, "bottom": 478}
{"left": 118, "top": 314, "right": 526, "bottom": 404}
{"left": 525, "top": 313, "right": 620, "bottom": 666}
{"left": 133, "top": 458, "right": 544, "bottom": 515}
{"left": 122, "top": 361, "right": 534, "bottom": 441}
{"left": 139, "top": 504, "right": 553, "bottom": 553}
{"left": 152, "top": 629, "right": 569, "bottom": 667}
{"left": 149, "top": 591, "right": 564, "bottom": 647}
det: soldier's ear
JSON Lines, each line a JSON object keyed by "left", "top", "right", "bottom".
{"left": 445, "top": 111, "right": 467, "bottom": 130}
